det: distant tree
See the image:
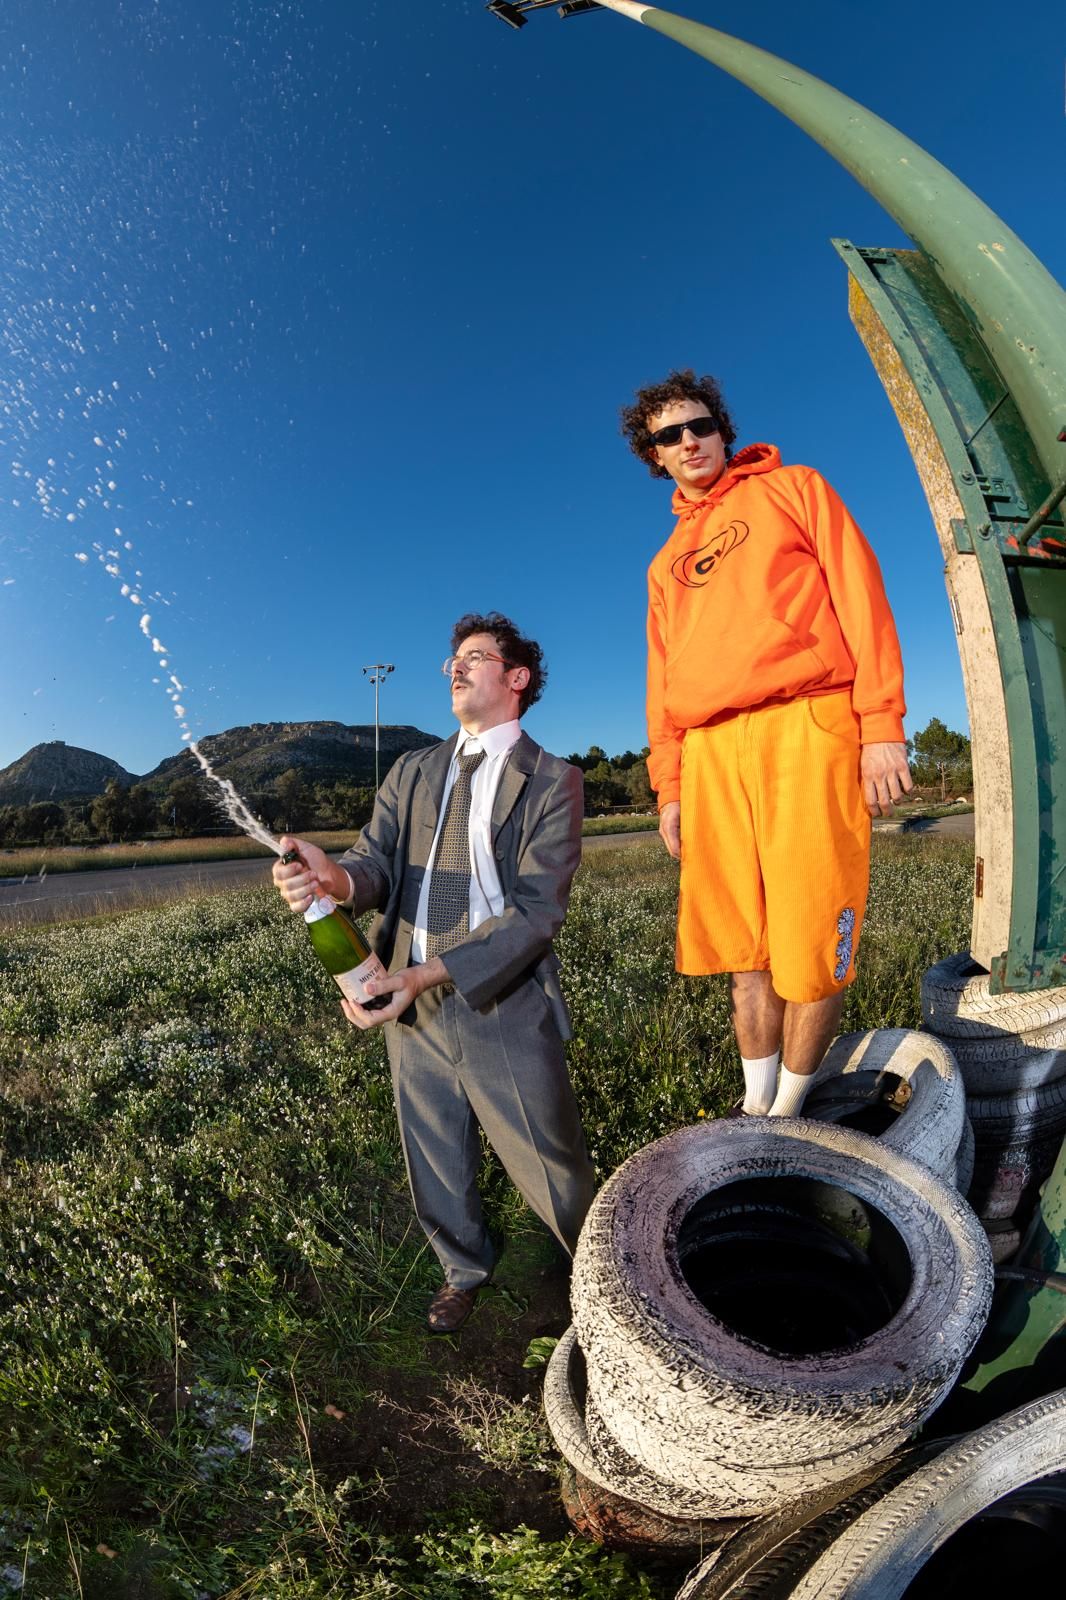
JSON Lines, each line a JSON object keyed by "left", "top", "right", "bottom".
{"left": 274, "top": 768, "right": 313, "bottom": 833}
{"left": 611, "top": 750, "right": 641, "bottom": 772}
{"left": 91, "top": 779, "right": 134, "bottom": 843}
{"left": 623, "top": 759, "right": 655, "bottom": 810}
{"left": 908, "top": 718, "right": 972, "bottom": 797}
{"left": 583, "top": 760, "right": 629, "bottom": 811}
{"left": 127, "top": 784, "right": 158, "bottom": 838}
{"left": 166, "top": 775, "right": 217, "bottom": 837}
{"left": 326, "top": 783, "right": 375, "bottom": 830}
{"left": 0, "top": 806, "right": 19, "bottom": 846}
{"left": 566, "top": 745, "right": 608, "bottom": 773}
{"left": 22, "top": 801, "right": 66, "bottom": 845}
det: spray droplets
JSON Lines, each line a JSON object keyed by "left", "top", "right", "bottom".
{"left": 85, "top": 534, "right": 282, "bottom": 855}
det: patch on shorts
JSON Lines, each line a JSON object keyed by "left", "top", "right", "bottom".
{"left": 833, "top": 907, "right": 856, "bottom": 982}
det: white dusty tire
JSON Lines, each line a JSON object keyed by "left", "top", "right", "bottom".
{"left": 921, "top": 952, "right": 1066, "bottom": 1041}
{"left": 966, "top": 1076, "right": 1066, "bottom": 1144}
{"left": 545, "top": 1324, "right": 747, "bottom": 1529}
{"left": 803, "top": 1029, "right": 965, "bottom": 1181}
{"left": 543, "top": 1326, "right": 616, "bottom": 1498}
{"left": 788, "top": 1388, "right": 1066, "bottom": 1599}
{"left": 939, "top": 1028, "right": 1066, "bottom": 1096}
{"left": 571, "top": 1120, "right": 993, "bottom": 1518}
{"left": 544, "top": 1328, "right": 744, "bottom": 1552}
{"left": 582, "top": 1388, "right": 915, "bottom": 1524}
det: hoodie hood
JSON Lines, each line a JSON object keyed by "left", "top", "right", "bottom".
{"left": 671, "top": 442, "right": 781, "bottom": 521}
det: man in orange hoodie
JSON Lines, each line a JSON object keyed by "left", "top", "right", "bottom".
{"left": 622, "top": 368, "right": 912, "bottom": 1117}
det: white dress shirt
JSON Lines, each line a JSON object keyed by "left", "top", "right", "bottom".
{"left": 409, "top": 719, "right": 521, "bottom": 965}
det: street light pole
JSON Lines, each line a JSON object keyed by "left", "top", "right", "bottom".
{"left": 361, "top": 663, "right": 395, "bottom": 790}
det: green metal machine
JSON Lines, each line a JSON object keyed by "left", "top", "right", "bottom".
{"left": 492, "top": 0, "right": 1066, "bottom": 1421}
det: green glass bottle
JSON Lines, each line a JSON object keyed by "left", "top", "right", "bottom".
{"left": 281, "top": 850, "right": 389, "bottom": 1010}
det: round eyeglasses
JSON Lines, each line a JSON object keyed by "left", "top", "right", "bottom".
{"left": 441, "top": 649, "right": 513, "bottom": 676}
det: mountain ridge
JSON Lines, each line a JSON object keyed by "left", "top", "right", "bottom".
{"left": 0, "top": 722, "right": 442, "bottom": 806}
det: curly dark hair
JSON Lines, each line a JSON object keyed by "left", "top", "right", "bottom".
{"left": 450, "top": 611, "right": 545, "bottom": 717}
{"left": 620, "top": 368, "right": 737, "bottom": 479}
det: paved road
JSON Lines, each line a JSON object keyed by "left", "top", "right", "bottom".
{"left": 874, "top": 811, "right": 976, "bottom": 839}
{"left": 0, "top": 814, "right": 975, "bottom": 928}
{"left": 0, "top": 855, "right": 276, "bottom": 927}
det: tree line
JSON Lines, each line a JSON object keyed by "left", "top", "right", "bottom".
{"left": 0, "top": 771, "right": 377, "bottom": 848}
{"left": 0, "top": 718, "right": 972, "bottom": 848}
{"left": 569, "top": 719, "right": 972, "bottom": 812}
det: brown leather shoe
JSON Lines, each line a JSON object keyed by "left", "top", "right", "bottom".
{"left": 426, "top": 1283, "right": 479, "bottom": 1335}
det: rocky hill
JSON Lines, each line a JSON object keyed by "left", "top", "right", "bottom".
{"left": 139, "top": 722, "right": 439, "bottom": 794}
{"left": 0, "top": 723, "right": 441, "bottom": 806}
{"left": 0, "top": 742, "right": 136, "bottom": 806}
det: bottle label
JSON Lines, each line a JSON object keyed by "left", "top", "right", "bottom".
{"left": 334, "top": 951, "right": 388, "bottom": 1006}
{"left": 304, "top": 897, "right": 335, "bottom": 924}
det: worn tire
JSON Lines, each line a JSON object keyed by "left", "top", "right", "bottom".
{"left": 966, "top": 1075, "right": 1066, "bottom": 1143}
{"left": 572, "top": 1120, "right": 993, "bottom": 1517}
{"left": 803, "top": 1029, "right": 965, "bottom": 1181}
{"left": 939, "top": 1027, "right": 1066, "bottom": 1095}
{"left": 787, "top": 1389, "right": 1066, "bottom": 1598}
{"left": 921, "top": 952, "right": 1066, "bottom": 1041}
{"left": 558, "top": 1460, "right": 736, "bottom": 1558}
{"left": 966, "top": 1078, "right": 1066, "bottom": 1218}
{"left": 674, "top": 1441, "right": 946, "bottom": 1599}
{"left": 981, "top": 1219, "right": 1021, "bottom": 1263}
{"left": 545, "top": 1327, "right": 746, "bottom": 1542}
{"left": 952, "top": 1115, "right": 975, "bottom": 1196}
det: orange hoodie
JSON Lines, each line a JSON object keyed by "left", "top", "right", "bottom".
{"left": 646, "top": 444, "right": 906, "bottom": 808}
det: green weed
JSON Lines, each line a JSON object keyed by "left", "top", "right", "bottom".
{"left": 0, "top": 833, "right": 972, "bottom": 1596}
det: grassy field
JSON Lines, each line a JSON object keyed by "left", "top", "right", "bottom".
{"left": 0, "top": 833, "right": 360, "bottom": 880}
{"left": 0, "top": 834, "right": 973, "bottom": 1598}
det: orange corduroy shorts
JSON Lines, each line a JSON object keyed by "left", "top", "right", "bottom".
{"left": 676, "top": 690, "right": 871, "bottom": 1003}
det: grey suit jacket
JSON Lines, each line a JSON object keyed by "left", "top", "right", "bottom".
{"left": 337, "top": 730, "right": 584, "bottom": 1040}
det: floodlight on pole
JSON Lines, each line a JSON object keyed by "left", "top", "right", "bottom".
{"left": 361, "top": 662, "right": 395, "bottom": 790}
{"left": 486, "top": 2, "right": 603, "bottom": 27}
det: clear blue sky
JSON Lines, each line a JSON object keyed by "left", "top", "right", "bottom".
{"left": 0, "top": 0, "right": 1061, "bottom": 776}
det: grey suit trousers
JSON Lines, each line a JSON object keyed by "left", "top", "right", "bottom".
{"left": 385, "top": 978, "right": 595, "bottom": 1290}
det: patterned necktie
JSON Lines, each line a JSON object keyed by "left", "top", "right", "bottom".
{"left": 425, "top": 748, "right": 486, "bottom": 960}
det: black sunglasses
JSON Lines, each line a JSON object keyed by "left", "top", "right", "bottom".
{"left": 649, "top": 416, "right": 719, "bottom": 448}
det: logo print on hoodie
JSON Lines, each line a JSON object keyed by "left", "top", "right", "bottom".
{"left": 671, "top": 521, "right": 749, "bottom": 589}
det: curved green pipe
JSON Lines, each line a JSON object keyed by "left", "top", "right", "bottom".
{"left": 596, "top": 2, "right": 1066, "bottom": 485}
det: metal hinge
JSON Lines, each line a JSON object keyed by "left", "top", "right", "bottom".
{"left": 975, "top": 857, "right": 984, "bottom": 899}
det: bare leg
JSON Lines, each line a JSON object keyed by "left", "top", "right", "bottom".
{"left": 729, "top": 971, "right": 785, "bottom": 1057}
{"left": 781, "top": 992, "right": 844, "bottom": 1076}
{"left": 768, "top": 991, "right": 845, "bottom": 1117}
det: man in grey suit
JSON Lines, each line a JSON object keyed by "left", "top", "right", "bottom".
{"left": 273, "top": 612, "right": 595, "bottom": 1333}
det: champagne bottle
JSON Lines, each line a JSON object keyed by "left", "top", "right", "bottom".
{"left": 281, "top": 850, "right": 390, "bottom": 1011}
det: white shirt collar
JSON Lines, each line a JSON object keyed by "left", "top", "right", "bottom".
{"left": 456, "top": 719, "right": 521, "bottom": 760}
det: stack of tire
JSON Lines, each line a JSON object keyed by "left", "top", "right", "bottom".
{"left": 545, "top": 1115, "right": 993, "bottom": 1551}
{"left": 922, "top": 952, "right": 1066, "bottom": 1262}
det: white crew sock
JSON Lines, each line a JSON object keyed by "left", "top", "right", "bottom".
{"left": 741, "top": 1052, "right": 780, "bottom": 1115}
{"left": 769, "top": 1064, "right": 814, "bottom": 1118}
